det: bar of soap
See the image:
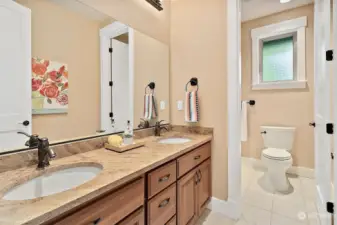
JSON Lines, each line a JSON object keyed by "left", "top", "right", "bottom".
{"left": 108, "top": 135, "right": 123, "bottom": 147}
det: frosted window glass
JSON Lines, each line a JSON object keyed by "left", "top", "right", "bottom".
{"left": 262, "top": 36, "right": 294, "bottom": 82}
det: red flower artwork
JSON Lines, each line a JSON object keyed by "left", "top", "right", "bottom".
{"left": 32, "top": 57, "right": 69, "bottom": 113}
{"left": 56, "top": 93, "right": 68, "bottom": 106}
{"left": 39, "top": 81, "right": 60, "bottom": 99}
{"left": 32, "top": 58, "right": 49, "bottom": 76}
{"left": 32, "top": 78, "right": 42, "bottom": 91}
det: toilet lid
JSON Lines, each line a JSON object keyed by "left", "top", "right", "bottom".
{"left": 262, "top": 148, "right": 291, "bottom": 161}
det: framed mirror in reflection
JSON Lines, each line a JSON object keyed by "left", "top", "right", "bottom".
{"left": 0, "top": 0, "right": 170, "bottom": 153}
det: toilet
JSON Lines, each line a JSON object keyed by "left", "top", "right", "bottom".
{"left": 260, "top": 126, "right": 295, "bottom": 192}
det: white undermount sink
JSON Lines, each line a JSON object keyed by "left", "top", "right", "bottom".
{"left": 158, "top": 137, "right": 192, "bottom": 144}
{"left": 3, "top": 165, "right": 102, "bottom": 201}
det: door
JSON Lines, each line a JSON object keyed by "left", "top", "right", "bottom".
{"left": 0, "top": 0, "right": 31, "bottom": 152}
{"left": 197, "top": 159, "right": 211, "bottom": 215}
{"left": 177, "top": 169, "right": 198, "bottom": 225}
{"left": 100, "top": 35, "right": 130, "bottom": 133}
{"left": 314, "top": 0, "right": 332, "bottom": 224}
{"left": 110, "top": 38, "right": 130, "bottom": 132}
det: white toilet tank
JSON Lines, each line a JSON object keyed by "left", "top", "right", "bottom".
{"left": 261, "top": 126, "right": 296, "bottom": 151}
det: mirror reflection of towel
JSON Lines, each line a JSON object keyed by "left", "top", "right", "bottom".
{"left": 143, "top": 94, "right": 157, "bottom": 120}
{"left": 185, "top": 91, "right": 199, "bottom": 122}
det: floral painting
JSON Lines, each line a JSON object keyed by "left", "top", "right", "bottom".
{"left": 31, "top": 58, "right": 69, "bottom": 114}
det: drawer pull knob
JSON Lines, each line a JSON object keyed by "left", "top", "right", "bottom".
{"left": 92, "top": 218, "right": 101, "bottom": 224}
{"left": 158, "top": 198, "right": 170, "bottom": 208}
{"left": 158, "top": 174, "right": 170, "bottom": 183}
{"left": 194, "top": 155, "right": 201, "bottom": 160}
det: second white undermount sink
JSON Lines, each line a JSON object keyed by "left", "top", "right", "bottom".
{"left": 158, "top": 137, "right": 192, "bottom": 144}
{"left": 3, "top": 166, "right": 102, "bottom": 201}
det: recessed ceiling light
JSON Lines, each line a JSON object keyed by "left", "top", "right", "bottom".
{"left": 280, "top": 0, "right": 292, "bottom": 3}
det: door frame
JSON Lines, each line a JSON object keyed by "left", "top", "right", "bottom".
{"left": 227, "top": 0, "right": 332, "bottom": 222}
{"left": 99, "top": 22, "right": 135, "bottom": 132}
{"left": 226, "top": 0, "right": 242, "bottom": 219}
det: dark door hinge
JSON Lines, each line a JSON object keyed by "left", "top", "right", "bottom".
{"left": 332, "top": 153, "right": 335, "bottom": 160}
{"left": 109, "top": 112, "right": 113, "bottom": 118}
{"left": 109, "top": 81, "right": 113, "bottom": 86}
{"left": 327, "top": 202, "right": 334, "bottom": 214}
{"left": 309, "top": 122, "right": 316, "bottom": 127}
{"left": 326, "top": 50, "right": 334, "bottom": 61}
{"left": 327, "top": 123, "right": 334, "bottom": 134}
{"left": 109, "top": 48, "right": 113, "bottom": 53}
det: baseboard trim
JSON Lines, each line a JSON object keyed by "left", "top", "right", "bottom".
{"left": 242, "top": 157, "right": 315, "bottom": 179}
{"left": 207, "top": 197, "right": 241, "bottom": 220}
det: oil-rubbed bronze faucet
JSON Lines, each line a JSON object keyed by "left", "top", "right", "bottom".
{"left": 154, "top": 120, "right": 168, "bottom": 136}
{"left": 18, "top": 132, "right": 56, "bottom": 169}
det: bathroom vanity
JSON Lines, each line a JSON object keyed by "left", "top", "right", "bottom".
{"left": 0, "top": 131, "right": 212, "bottom": 225}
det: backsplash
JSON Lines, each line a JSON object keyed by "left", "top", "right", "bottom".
{"left": 0, "top": 125, "right": 212, "bottom": 173}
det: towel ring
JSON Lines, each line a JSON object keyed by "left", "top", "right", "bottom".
{"left": 145, "top": 82, "right": 155, "bottom": 94}
{"left": 185, "top": 77, "right": 199, "bottom": 91}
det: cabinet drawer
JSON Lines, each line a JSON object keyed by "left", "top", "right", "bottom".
{"left": 148, "top": 161, "right": 177, "bottom": 198}
{"left": 118, "top": 208, "right": 144, "bottom": 225}
{"left": 177, "top": 142, "right": 211, "bottom": 177}
{"left": 54, "top": 178, "right": 144, "bottom": 225}
{"left": 165, "top": 216, "right": 176, "bottom": 225}
{"left": 148, "top": 184, "right": 176, "bottom": 225}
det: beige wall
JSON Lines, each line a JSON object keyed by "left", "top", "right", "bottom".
{"left": 77, "top": 0, "right": 171, "bottom": 44}
{"left": 170, "top": 0, "right": 228, "bottom": 200}
{"left": 18, "top": 0, "right": 101, "bottom": 142}
{"left": 133, "top": 31, "right": 170, "bottom": 127}
{"left": 241, "top": 4, "right": 315, "bottom": 168}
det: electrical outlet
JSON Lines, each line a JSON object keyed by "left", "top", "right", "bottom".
{"left": 160, "top": 101, "right": 166, "bottom": 110}
{"left": 177, "top": 100, "right": 183, "bottom": 111}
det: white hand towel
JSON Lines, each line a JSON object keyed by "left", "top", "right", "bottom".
{"left": 241, "top": 101, "right": 248, "bottom": 142}
{"left": 144, "top": 94, "right": 150, "bottom": 120}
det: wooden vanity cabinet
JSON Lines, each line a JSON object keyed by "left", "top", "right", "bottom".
{"left": 196, "top": 159, "right": 211, "bottom": 214}
{"left": 118, "top": 208, "right": 144, "bottom": 225}
{"left": 46, "top": 141, "right": 211, "bottom": 225}
{"left": 52, "top": 178, "right": 144, "bottom": 225}
{"left": 177, "top": 144, "right": 212, "bottom": 225}
{"left": 177, "top": 168, "right": 199, "bottom": 225}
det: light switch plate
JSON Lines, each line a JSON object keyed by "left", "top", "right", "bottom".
{"left": 160, "top": 101, "right": 165, "bottom": 110}
{"left": 177, "top": 100, "right": 183, "bottom": 111}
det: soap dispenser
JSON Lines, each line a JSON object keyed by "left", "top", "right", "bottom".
{"left": 123, "top": 120, "right": 133, "bottom": 145}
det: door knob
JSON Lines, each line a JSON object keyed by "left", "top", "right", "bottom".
{"left": 309, "top": 122, "right": 316, "bottom": 127}
{"left": 19, "top": 120, "right": 30, "bottom": 126}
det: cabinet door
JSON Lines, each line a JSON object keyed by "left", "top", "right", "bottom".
{"left": 197, "top": 159, "right": 211, "bottom": 215}
{"left": 118, "top": 208, "right": 144, "bottom": 225}
{"left": 177, "top": 169, "right": 198, "bottom": 225}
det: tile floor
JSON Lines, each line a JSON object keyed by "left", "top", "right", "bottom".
{"left": 197, "top": 158, "right": 320, "bottom": 225}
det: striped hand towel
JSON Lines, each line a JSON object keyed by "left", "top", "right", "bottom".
{"left": 185, "top": 91, "right": 200, "bottom": 122}
{"left": 143, "top": 94, "right": 158, "bottom": 120}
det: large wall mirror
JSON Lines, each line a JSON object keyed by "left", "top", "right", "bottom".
{"left": 0, "top": 0, "right": 170, "bottom": 153}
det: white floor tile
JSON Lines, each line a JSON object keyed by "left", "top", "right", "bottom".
{"left": 243, "top": 186, "right": 274, "bottom": 211}
{"left": 271, "top": 213, "right": 307, "bottom": 225}
{"left": 241, "top": 204, "right": 271, "bottom": 225}
{"left": 197, "top": 210, "right": 237, "bottom": 225}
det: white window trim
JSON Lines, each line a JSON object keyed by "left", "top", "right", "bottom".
{"left": 251, "top": 16, "right": 307, "bottom": 90}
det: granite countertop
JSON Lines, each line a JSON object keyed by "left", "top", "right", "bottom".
{"left": 0, "top": 131, "right": 212, "bottom": 225}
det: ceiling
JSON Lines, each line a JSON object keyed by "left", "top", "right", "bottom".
{"left": 241, "top": 0, "right": 314, "bottom": 22}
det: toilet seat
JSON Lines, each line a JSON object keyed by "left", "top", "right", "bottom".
{"left": 262, "top": 148, "right": 291, "bottom": 161}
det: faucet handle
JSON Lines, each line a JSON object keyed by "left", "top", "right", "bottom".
{"left": 18, "top": 132, "right": 39, "bottom": 148}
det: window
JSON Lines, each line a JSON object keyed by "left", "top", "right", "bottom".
{"left": 251, "top": 17, "right": 307, "bottom": 90}
{"left": 262, "top": 36, "right": 294, "bottom": 82}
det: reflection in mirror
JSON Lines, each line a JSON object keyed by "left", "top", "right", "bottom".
{"left": 0, "top": 0, "right": 170, "bottom": 153}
